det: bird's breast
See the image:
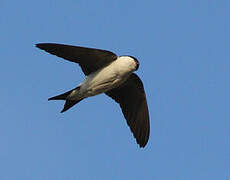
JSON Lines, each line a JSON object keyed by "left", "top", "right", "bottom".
{"left": 79, "top": 60, "right": 134, "bottom": 98}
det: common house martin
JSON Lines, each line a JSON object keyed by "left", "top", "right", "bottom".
{"left": 36, "top": 43, "right": 150, "bottom": 147}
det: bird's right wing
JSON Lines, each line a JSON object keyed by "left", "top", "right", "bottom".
{"left": 36, "top": 43, "right": 117, "bottom": 75}
{"left": 106, "top": 73, "right": 150, "bottom": 148}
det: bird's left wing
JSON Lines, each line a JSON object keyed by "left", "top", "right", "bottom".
{"left": 106, "top": 73, "right": 150, "bottom": 148}
{"left": 36, "top": 43, "right": 117, "bottom": 75}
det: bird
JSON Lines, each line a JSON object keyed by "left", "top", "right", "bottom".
{"left": 36, "top": 43, "right": 150, "bottom": 148}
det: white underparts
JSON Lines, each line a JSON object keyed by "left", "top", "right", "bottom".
{"left": 67, "top": 56, "right": 137, "bottom": 100}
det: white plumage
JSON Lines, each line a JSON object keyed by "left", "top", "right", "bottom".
{"left": 69, "top": 56, "right": 137, "bottom": 100}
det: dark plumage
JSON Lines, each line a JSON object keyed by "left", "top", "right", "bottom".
{"left": 36, "top": 43, "right": 150, "bottom": 147}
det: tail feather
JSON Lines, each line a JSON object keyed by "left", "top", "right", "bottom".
{"left": 48, "top": 87, "right": 80, "bottom": 101}
{"left": 48, "top": 87, "right": 83, "bottom": 113}
{"left": 48, "top": 89, "right": 73, "bottom": 101}
{"left": 61, "top": 99, "right": 83, "bottom": 113}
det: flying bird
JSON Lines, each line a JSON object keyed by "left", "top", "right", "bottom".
{"left": 36, "top": 43, "right": 150, "bottom": 147}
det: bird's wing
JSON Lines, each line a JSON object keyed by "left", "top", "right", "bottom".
{"left": 106, "top": 73, "right": 150, "bottom": 147}
{"left": 36, "top": 43, "right": 117, "bottom": 75}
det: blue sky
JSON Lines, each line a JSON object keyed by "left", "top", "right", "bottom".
{"left": 1, "top": 0, "right": 230, "bottom": 179}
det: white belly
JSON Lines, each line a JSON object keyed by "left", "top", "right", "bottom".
{"left": 81, "top": 65, "right": 128, "bottom": 97}
{"left": 68, "top": 56, "right": 137, "bottom": 100}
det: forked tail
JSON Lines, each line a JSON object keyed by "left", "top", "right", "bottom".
{"left": 48, "top": 87, "right": 83, "bottom": 113}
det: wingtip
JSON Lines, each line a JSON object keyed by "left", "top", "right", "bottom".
{"left": 138, "top": 133, "right": 149, "bottom": 148}
{"left": 135, "top": 130, "right": 149, "bottom": 148}
{"left": 35, "top": 43, "right": 42, "bottom": 49}
{"left": 35, "top": 43, "right": 49, "bottom": 49}
{"left": 139, "top": 144, "right": 144, "bottom": 148}
{"left": 139, "top": 143, "right": 147, "bottom": 148}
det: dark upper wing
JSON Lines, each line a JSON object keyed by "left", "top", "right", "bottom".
{"left": 36, "top": 43, "right": 117, "bottom": 75}
{"left": 106, "top": 73, "right": 150, "bottom": 148}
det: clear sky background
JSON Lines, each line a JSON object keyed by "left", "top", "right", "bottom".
{"left": 1, "top": 0, "right": 230, "bottom": 179}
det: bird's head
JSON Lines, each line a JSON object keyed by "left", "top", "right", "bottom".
{"left": 117, "top": 56, "right": 140, "bottom": 72}
{"left": 129, "top": 56, "right": 139, "bottom": 71}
